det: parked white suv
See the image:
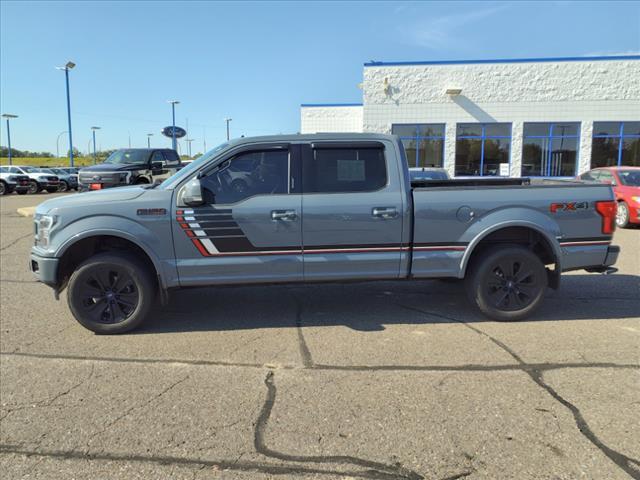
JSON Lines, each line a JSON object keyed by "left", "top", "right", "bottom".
{"left": 0, "top": 166, "right": 30, "bottom": 195}
{"left": 4, "top": 166, "right": 60, "bottom": 194}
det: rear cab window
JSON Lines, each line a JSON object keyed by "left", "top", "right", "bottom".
{"left": 304, "top": 145, "right": 387, "bottom": 193}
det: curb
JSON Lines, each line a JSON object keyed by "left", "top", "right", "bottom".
{"left": 16, "top": 207, "right": 36, "bottom": 218}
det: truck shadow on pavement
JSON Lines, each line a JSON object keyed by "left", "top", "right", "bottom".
{"left": 136, "top": 274, "right": 640, "bottom": 334}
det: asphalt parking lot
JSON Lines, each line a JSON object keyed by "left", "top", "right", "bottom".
{"left": 0, "top": 192, "right": 638, "bottom": 480}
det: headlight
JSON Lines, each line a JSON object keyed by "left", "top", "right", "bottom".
{"left": 35, "top": 214, "right": 57, "bottom": 247}
{"left": 631, "top": 196, "right": 640, "bottom": 204}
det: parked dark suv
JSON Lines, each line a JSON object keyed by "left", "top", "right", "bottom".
{"left": 78, "top": 148, "right": 181, "bottom": 191}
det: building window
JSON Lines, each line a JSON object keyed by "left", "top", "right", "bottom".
{"left": 391, "top": 124, "right": 445, "bottom": 168}
{"left": 522, "top": 123, "right": 580, "bottom": 177}
{"left": 592, "top": 122, "right": 640, "bottom": 168}
{"left": 455, "top": 123, "right": 511, "bottom": 176}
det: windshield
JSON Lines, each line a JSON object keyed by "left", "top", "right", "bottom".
{"left": 104, "top": 149, "right": 151, "bottom": 165}
{"left": 159, "top": 142, "right": 229, "bottom": 189}
{"left": 21, "top": 166, "right": 38, "bottom": 173}
{"left": 618, "top": 170, "right": 640, "bottom": 186}
{"left": 410, "top": 170, "right": 449, "bottom": 180}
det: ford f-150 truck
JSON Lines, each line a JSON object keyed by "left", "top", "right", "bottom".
{"left": 29, "top": 134, "right": 620, "bottom": 334}
{"left": 78, "top": 148, "right": 181, "bottom": 191}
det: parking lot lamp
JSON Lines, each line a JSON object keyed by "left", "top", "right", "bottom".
{"left": 91, "top": 126, "right": 100, "bottom": 164}
{"left": 56, "top": 130, "right": 68, "bottom": 158}
{"left": 147, "top": 133, "right": 153, "bottom": 148}
{"left": 56, "top": 61, "right": 76, "bottom": 167}
{"left": 167, "top": 100, "right": 180, "bottom": 150}
{"left": 2, "top": 114, "right": 18, "bottom": 165}
{"left": 225, "top": 117, "right": 232, "bottom": 141}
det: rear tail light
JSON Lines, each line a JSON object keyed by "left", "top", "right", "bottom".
{"left": 595, "top": 201, "right": 617, "bottom": 234}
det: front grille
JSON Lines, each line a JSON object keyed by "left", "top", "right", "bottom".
{"left": 79, "top": 171, "right": 122, "bottom": 184}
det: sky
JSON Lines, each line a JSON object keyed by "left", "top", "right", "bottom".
{"left": 1, "top": 0, "right": 639, "bottom": 155}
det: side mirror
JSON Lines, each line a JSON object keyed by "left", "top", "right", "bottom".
{"left": 181, "top": 178, "right": 204, "bottom": 207}
{"left": 151, "top": 161, "right": 164, "bottom": 174}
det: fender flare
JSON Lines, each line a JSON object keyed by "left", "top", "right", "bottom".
{"left": 55, "top": 227, "right": 166, "bottom": 290}
{"left": 460, "top": 219, "right": 563, "bottom": 277}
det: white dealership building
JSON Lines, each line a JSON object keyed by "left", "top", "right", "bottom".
{"left": 300, "top": 55, "right": 640, "bottom": 178}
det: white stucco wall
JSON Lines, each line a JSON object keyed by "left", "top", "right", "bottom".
{"left": 362, "top": 58, "right": 640, "bottom": 176}
{"left": 300, "top": 105, "right": 363, "bottom": 134}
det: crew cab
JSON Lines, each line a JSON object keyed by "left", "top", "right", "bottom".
{"left": 0, "top": 167, "right": 30, "bottom": 195}
{"left": 6, "top": 165, "right": 59, "bottom": 194}
{"left": 29, "top": 134, "right": 620, "bottom": 334}
{"left": 78, "top": 148, "right": 181, "bottom": 191}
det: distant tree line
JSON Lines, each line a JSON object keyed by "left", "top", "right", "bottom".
{"left": 1, "top": 147, "right": 54, "bottom": 158}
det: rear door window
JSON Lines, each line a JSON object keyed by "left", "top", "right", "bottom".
{"left": 304, "top": 146, "right": 387, "bottom": 193}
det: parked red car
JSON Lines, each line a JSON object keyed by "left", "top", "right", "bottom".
{"left": 579, "top": 166, "right": 640, "bottom": 228}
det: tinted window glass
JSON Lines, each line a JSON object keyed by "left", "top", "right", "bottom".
{"left": 484, "top": 124, "right": 511, "bottom": 137}
{"left": 593, "top": 122, "right": 621, "bottom": 136}
{"left": 621, "top": 138, "right": 640, "bottom": 167}
{"left": 523, "top": 124, "right": 550, "bottom": 137}
{"left": 305, "top": 147, "right": 386, "bottom": 193}
{"left": 400, "top": 139, "right": 418, "bottom": 168}
{"left": 0, "top": 167, "right": 8, "bottom": 173}
{"left": 522, "top": 137, "right": 549, "bottom": 176}
{"left": 618, "top": 170, "right": 640, "bottom": 186}
{"left": 455, "top": 138, "right": 482, "bottom": 176}
{"left": 457, "top": 124, "right": 482, "bottom": 137}
{"left": 553, "top": 123, "right": 579, "bottom": 136}
{"left": 391, "top": 125, "right": 417, "bottom": 137}
{"left": 623, "top": 122, "right": 640, "bottom": 136}
{"left": 201, "top": 150, "right": 289, "bottom": 205}
{"left": 417, "top": 124, "right": 445, "bottom": 137}
{"left": 591, "top": 137, "right": 620, "bottom": 168}
{"left": 163, "top": 150, "right": 180, "bottom": 164}
{"left": 151, "top": 151, "right": 164, "bottom": 163}
{"left": 418, "top": 139, "right": 444, "bottom": 168}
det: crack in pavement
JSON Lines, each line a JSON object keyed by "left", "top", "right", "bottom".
{"left": 79, "top": 375, "right": 190, "bottom": 455}
{"left": 254, "top": 371, "right": 430, "bottom": 480}
{"left": 395, "top": 303, "right": 640, "bottom": 480}
{"left": 293, "top": 296, "right": 314, "bottom": 368}
{"left": 2, "top": 351, "right": 637, "bottom": 374}
{"left": 0, "top": 233, "right": 33, "bottom": 252}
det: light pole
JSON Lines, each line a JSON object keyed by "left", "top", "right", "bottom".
{"left": 225, "top": 117, "right": 232, "bottom": 141}
{"left": 56, "top": 61, "right": 76, "bottom": 167}
{"left": 167, "top": 100, "right": 180, "bottom": 150}
{"left": 56, "top": 131, "right": 68, "bottom": 158}
{"left": 2, "top": 114, "right": 18, "bottom": 165}
{"left": 147, "top": 133, "right": 153, "bottom": 148}
{"left": 186, "top": 138, "right": 194, "bottom": 158}
{"left": 91, "top": 126, "right": 100, "bottom": 164}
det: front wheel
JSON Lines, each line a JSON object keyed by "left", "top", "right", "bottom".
{"left": 466, "top": 245, "right": 548, "bottom": 321}
{"left": 0, "top": 181, "right": 6, "bottom": 195}
{"left": 616, "top": 201, "right": 630, "bottom": 228}
{"left": 28, "top": 180, "right": 39, "bottom": 194}
{"left": 67, "top": 252, "right": 156, "bottom": 334}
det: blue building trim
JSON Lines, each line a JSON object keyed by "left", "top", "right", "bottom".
{"left": 364, "top": 55, "right": 640, "bottom": 67}
{"left": 300, "top": 103, "right": 363, "bottom": 107}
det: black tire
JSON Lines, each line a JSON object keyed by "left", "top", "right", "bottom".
{"left": 28, "top": 180, "right": 39, "bottom": 194}
{"left": 465, "top": 245, "right": 548, "bottom": 321}
{"left": 58, "top": 180, "right": 69, "bottom": 192}
{"left": 616, "top": 201, "right": 630, "bottom": 228}
{"left": 0, "top": 181, "right": 6, "bottom": 195}
{"left": 67, "top": 252, "right": 156, "bottom": 334}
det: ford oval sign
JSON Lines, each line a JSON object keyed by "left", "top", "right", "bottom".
{"left": 162, "top": 126, "right": 187, "bottom": 139}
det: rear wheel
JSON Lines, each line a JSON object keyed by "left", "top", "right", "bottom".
{"left": 0, "top": 181, "right": 6, "bottom": 195}
{"left": 58, "top": 180, "right": 69, "bottom": 192}
{"left": 616, "top": 201, "right": 629, "bottom": 228}
{"left": 466, "top": 245, "right": 547, "bottom": 321}
{"left": 67, "top": 252, "right": 156, "bottom": 334}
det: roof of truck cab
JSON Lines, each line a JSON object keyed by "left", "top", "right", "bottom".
{"left": 226, "top": 133, "right": 397, "bottom": 146}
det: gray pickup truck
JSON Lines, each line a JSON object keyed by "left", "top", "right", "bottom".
{"left": 29, "top": 134, "right": 619, "bottom": 333}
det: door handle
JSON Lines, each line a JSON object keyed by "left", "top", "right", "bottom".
{"left": 372, "top": 207, "right": 398, "bottom": 219}
{"left": 271, "top": 210, "right": 297, "bottom": 221}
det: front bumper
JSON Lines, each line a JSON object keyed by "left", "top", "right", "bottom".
{"left": 29, "top": 252, "right": 59, "bottom": 288}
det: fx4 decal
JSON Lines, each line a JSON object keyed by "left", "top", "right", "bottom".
{"left": 549, "top": 202, "right": 589, "bottom": 213}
